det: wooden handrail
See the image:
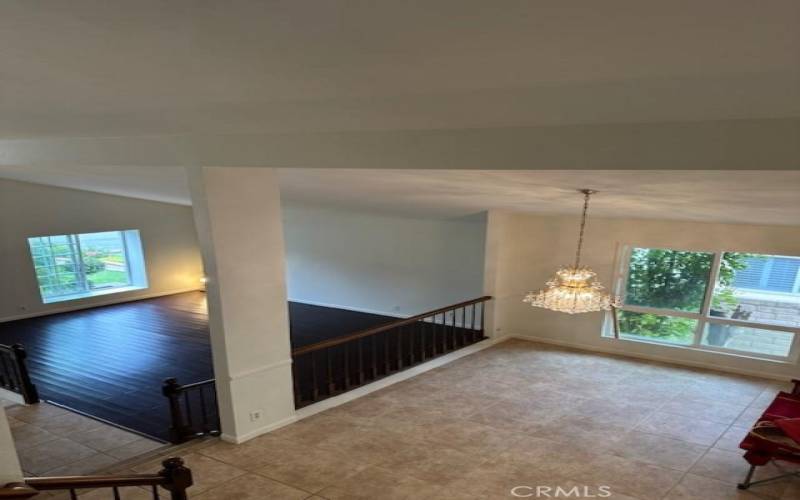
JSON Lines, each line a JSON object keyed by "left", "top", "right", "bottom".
{"left": 18, "top": 458, "right": 192, "bottom": 500}
{"left": 291, "top": 296, "right": 492, "bottom": 356}
{"left": 175, "top": 378, "right": 215, "bottom": 391}
{"left": 25, "top": 473, "right": 164, "bottom": 490}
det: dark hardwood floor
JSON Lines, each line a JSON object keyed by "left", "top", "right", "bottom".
{"left": 0, "top": 291, "right": 395, "bottom": 441}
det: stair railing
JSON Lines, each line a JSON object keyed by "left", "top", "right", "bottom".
{"left": 162, "top": 378, "right": 220, "bottom": 444}
{"left": 0, "top": 344, "right": 39, "bottom": 404}
{"left": 160, "top": 296, "right": 492, "bottom": 441}
{"left": 291, "top": 295, "right": 491, "bottom": 407}
{"left": 1, "top": 457, "right": 192, "bottom": 499}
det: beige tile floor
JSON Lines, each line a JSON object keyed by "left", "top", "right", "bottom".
{"left": 20, "top": 340, "right": 800, "bottom": 499}
{"left": 5, "top": 402, "right": 164, "bottom": 476}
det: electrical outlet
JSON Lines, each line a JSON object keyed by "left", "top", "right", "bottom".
{"left": 249, "top": 410, "right": 262, "bottom": 422}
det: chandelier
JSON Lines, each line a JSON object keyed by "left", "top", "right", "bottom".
{"left": 524, "top": 189, "right": 621, "bottom": 314}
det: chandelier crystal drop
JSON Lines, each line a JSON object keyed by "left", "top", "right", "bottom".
{"left": 523, "top": 189, "right": 621, "bottom": 314}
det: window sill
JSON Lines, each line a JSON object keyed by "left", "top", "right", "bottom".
{"left": 42, "top": 285, "right": 148, "bottom": 304}
{"left": 601, "top": 333, "right": 796, "bottom": 364}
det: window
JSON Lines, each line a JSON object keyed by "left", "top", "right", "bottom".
{"left": 28, "top": 230, "right": 148, "bottom": 303}
{"left": 608, "top": 247, "right": 799, "bottom": 360}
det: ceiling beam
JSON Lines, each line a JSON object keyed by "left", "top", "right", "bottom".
{"left": 1, "top": 118, "right": 797, "bottom": 170}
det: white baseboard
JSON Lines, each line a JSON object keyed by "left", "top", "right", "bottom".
{"left": 294, "top": 335, "right": 508, "bottom": 421}
{"left": 287, "top": 298, "right": 406, "bottom": 319}
{"left": 220, "top": 414, "right": 298, "bottom": 444}
{"left": 507, "top": 334, "right": 792, "bottom": 382}
{"left": 0, "top": 287, "right": 205, "bottom": 323}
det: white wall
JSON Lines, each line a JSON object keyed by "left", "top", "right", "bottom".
{"left": 282, "top": 204, "right": 486, "bottom": 317}
{"left": 0, "top": 179, "right": 204, "bottom": 321}
{"left": 488, "top": 210, "right": 800, "bottom": 380}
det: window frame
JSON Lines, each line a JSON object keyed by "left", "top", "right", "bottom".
{"left": 609, "top": 245, "right": 800, "bottom": 362}
{"left": 28, "top": 230, "right": 147, "bottom": 304}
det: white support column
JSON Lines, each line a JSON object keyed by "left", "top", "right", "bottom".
{"left": 187, "top": 167, "right": 295, "bottom": 444}
{"left": 0, "top": 409, "right": 23, "bottom": 485}
{"left": 482, "top": 210, "right": 510, "bottom": 339}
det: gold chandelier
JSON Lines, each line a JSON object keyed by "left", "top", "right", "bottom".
{"left": 524, "top": 189, "right": 621, "bottom": 314}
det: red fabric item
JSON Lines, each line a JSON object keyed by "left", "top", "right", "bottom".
{"left": 764, "top": 393, "right": 800, "bottom": 419}
{"left": 740, "top": 391, "right": 800, "bottom": 466}
{"left": 775, "top": 418, "right": 800, "bottom": 445}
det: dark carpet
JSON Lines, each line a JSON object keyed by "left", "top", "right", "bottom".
{"left": 0, "top": 291, "right": 395, "bottom": 441}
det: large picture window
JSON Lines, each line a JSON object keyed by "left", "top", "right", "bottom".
{"left": 609, "top": 247, "right": 799, "bottom": 360}
{"left": 28, "top": 230, "right": 148, "bottom": 303}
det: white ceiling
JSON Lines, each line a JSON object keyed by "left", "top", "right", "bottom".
{"left": 1, "top": 2, "right": 798, "bottom": 222}
{"left": 1, "top": 1, "right": 798, "bottom": 138}
{"left": 1, "top": 166, "right": 799, "bottom": 227}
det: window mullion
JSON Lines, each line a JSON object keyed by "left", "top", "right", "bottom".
{"left": 692, "top": 251, "right": 722, "bottom": 346}
{"left": 704, "top": 316, "right": 800, "bottom": 335}
{"left": 616, "top": 245, "right": 631, "bottom": 298}
{"left": 619, "top": 304, "right": 701, "bottom": 320}
{"left": 120, "top": 231, "right": 133, "bottom": 286}
{"left": 73, "top": 234, "right": 88, "bottom": 292}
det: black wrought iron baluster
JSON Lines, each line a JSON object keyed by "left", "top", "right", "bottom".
{"left": 183, "top": 392, "right": 193, "bottom": 433}
{"left": 451, "top": 309, "right": 457, "bottom": 349}
{"left": 457, "top": 307, "right": 464, "bottom": 347}
{"left": 448, "top": 311, "right": 454, "bottom": 351}
{"left": 291, "top": 361, "right": 301, "bottom": 405}
{"left": 198, "top": 387, "right": 209, "bottom": 432}
{"left": 470, "top": 303, "right": 476, "bottom": 341}
{"left": 343, "top": 343, "right": 351, "bottom": 390}
{"left": 357, "top": 338, "right": 365, "bottom": 385}
{"left": 371, "top": 335, "right": 378, "bottom": 379}
{"left": 439, "top": 313, "right": 446, "bottom": 354}
{"left": 311, "top": 351, "right": 319, "bottom": 401}
{"left": 209, "top": 386, "right": 218, "bottom": 429}
{"left": 384, "top": 330, "right": 390, "bottom": 374}
{"left": 443, "top": 311, "right": 450, "bottom": 351}
{"left": 479, "top": 302, "right": 485, "bottom": 335}
{"left": 419, "top": 318, "right": 428, "bottom": 361}
{"left": 431, "top": 315, "right": 437, "bottom": 355}
{"left": 396, "top": 327, "right": 404, "bottom": 369}
{"left": 326, "top": 350, "right": 335, "bottom": 395}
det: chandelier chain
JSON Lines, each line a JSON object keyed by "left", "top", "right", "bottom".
{"left": 574, "top": 190, "right": 592, "bottom": 268}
